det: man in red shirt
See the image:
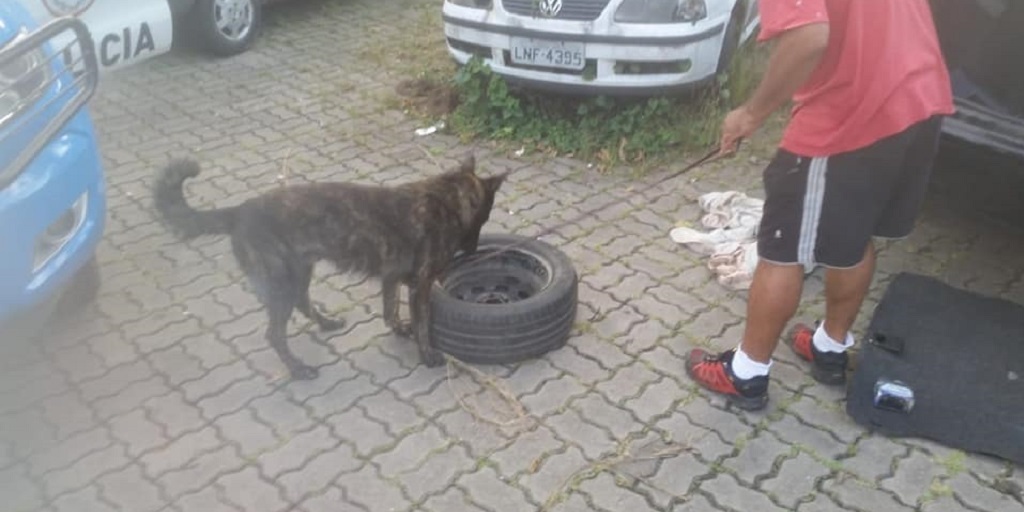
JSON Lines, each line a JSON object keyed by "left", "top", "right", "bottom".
{"left": 686, "top": 0, "right": 955, "bottom": 410}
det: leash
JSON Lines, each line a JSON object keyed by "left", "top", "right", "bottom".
{"left": 463, "top": 144, "right": 731, "bottom": 265}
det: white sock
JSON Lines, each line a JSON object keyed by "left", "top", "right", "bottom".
{"left": 812, "top": 323, "right": 854, "bottom": 353}
{"left": 731, "top": 345, "right": 772, "bottom": 379}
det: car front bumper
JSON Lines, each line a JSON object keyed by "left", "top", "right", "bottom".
{"left": 442, "top": 2, "right": 731, "bottom": 94}
{"left": 0, "top": 109, "right": 106, "bottom": 326}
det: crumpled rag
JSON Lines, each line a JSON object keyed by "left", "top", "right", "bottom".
{"left": 669, "top": 191, "right": 764, "bottom": 290}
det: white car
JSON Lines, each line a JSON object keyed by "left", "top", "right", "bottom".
{"left": 442, "top": 0, "right": 761, "bottom": 94}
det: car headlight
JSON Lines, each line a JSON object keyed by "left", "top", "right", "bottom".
{"left": 447, "top": 0, "right": 493, "bottom": 8}
{"left": 0, "top": 37, "right": 51, "bottom": 125}
{"left": 614, "top": 0, "right": 708, "bottom": 23}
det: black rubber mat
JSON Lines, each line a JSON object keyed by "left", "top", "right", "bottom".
{"left": 847, "top": 273, "right": 1024, "bottom": 464}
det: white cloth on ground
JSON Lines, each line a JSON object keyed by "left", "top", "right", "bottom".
{"left": 669, "top": 191, "right": 764, "bottom": 290}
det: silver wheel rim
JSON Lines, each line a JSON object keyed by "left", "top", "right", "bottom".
{"left": 214, "top": 0, "right": 254, "bottom": 42}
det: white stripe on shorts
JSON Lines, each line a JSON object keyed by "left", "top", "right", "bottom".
{"left": 797, "top": 157, "right": 828, "bottom": 270}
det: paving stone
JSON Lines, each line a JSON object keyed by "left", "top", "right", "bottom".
{"left": 96, "top": 464, "right": 165, "bottom": 512}
{"left": 160, "top": 445, "right": 245, "bottom": 499}
{"left": 348, "top": 346, "right": 412, "bottom": 386}
{"left": 78, "top": 360, "right": 153, "bottom": 402}
{"left": 397, "top": 444, "right": 475, "bottom": 501}
{"left": 947, "top": 473, "right": 1024, "bottom": 512}
{"left": 519, "top": 446, "right": 589, "bottom": 505}
{"left": 723, "top": 432, "right": 791, "bottom": 486}
{"left": 824, "top": 477, "right": 917, "bottom": 512}
{"left": 656, "top": 411, "right": 734, "bottom": 462}
{"left": 148, "top": 345, "right": 206, "bottom": 386}
{"left": 0, "top": 465, "right": 44, "bottom": 512}
{"left": 51, "top": 485, "right": 118, "bottom": 512}
{"left": 647, "top": 451, "right": 711, "bottom": 501}
{"left": 337, "top": 465, "right": 411, "bottom": 512}
{"left": 173, "top": 484, "right": 240, "bottom": 512}
{"left": 680, "top": 396, "right": 756, "bottom": 447}
{"left": 458, "top": 468, "right": 532, "bottom": 512}
{"left": 421, "top": 487, "right": 483, "bottom": 512}
{"left": 94, "top": 376, "right": 171, "bottom": 420}
{"left": 53, "top": 344, "right": 108, "bottom": 383}
{"left": 198, "top": 375, "right": 274, "bottom": 421}
{"left": 767, "top": 412, "right": 848, "bottom": 460}
{"left": 144, "top": 391, "right": 206, "bottom": 439}
{"left": 590, "top": 305, "right": 645, "bottom": 343}
{"left": 596, "top": 362, "right": 661, "bottom": 404}
{"left": 840, "top": 435, "right": 906, "bottom": 482}
{"left": 501, "top": 359, "right": 562, "bottom": 396}
{"left": 761, "top": 452, "right": 831, "bottom": 509}
{"left": 625, "top": 378, "right": 683, "bottom": 423}
{"left": 580, "top": 472, "right": 659, "bottom": 512}
{"left": 29, "top": 426, "right": 111, "bottom": 476}
{"left": 277, "top": 442, "right": 362, "bottom": 502}
{"left": 218, "top": 466, "right": 287, "bottom": 512}
{"left": 359, "top": 389, "right": 425, "bottom": 437}
{"left": 214, "top": 408, "right": 279, "bottom": 459}
{"left": 786, "top": 396, "right": 862, "bottom": 444}
{"left": 141, "top": 427, "right": 222, "bottom": 478}
{"left": 258, "top": 424, "right": 337, "bottom": 478}
{"left": 882, "top": 450, "right": 943, "bottom": 507}
{"left": 305, "top": 374, "right": 378, "bottom": 419}
{"left": 546, "top": 346, "right": 611, "bottom": 385}
{"left": 546, "top": 409, "right": 618, "bottom": 460}
{"left": 374, "top": 426, "right": 448, "bottom": 478}
{"left": 573, "top": 393, "right": 642, "bottom": 440}
{"left": 700, "top": 473, "right": 786, "bottom": 512}
{"left": 322, "top": 408, "right": 391, "bottom": 458}
{"left": 521, "top": 376, "right": 587, "bottom": 417}
{"left": 44, "top": 443, "right": 130, "bottom": 498}
{"left": 432, "top": 408, "right": 509, "bottom": 459}
{"left": 797, "top": 495, "right": 849, "bottom": 512}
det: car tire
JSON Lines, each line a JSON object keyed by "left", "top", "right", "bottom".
{"left": 430, "top": 233, "right": 578, "bottom": 365}
{"left": 716, "top": 8, "right": 743, "bottom": 75}
{"left": 57, "top": 257, "right": 101, "bottom": 314}
{"left": 191, "top": 0, "right": 262, "bottom": 57}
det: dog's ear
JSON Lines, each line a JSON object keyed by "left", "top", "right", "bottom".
{"left": 482, "top": 172, "right": 508, "bottom": 194}
{"left": 458, "top": 153, "right": 476, "bottom": 175}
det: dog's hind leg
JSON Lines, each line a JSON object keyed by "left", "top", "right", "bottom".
{"left": 382, "top": 273, "right": 411, "bottom": 337}
{"left": 265, "top": 292, "right": 319, "bottom": 381}
{"left": 295, "top": 264, "right": 346, "bottom": 332}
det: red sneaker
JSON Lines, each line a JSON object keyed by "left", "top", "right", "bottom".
{"left": 786, "top": 323, "right": 849, "bottom": 385}
{"left": 685, "top": 348, "right": 769, "bottom": 411}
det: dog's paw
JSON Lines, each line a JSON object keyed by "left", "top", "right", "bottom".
{"left": 290, "top": 365, "right": 320, "bottom": 381}
{"left": 317, "top": 317, "right": 346, "bottom": 332}
{"left": 421, "top": 348, "right": 446, "bottom": 368}
{"left": 391, "top": 321, "right": 413, "bottom": 338}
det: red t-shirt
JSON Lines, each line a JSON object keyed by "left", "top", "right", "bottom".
{"left": 759, "top": 0, "right": 955, "bottom": 156}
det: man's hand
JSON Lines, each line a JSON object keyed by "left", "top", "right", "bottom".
{"left": 718, "top": 105, "right": 760, "bottom": 156}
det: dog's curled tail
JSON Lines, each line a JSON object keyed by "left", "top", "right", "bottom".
{"left": 153, "top": 159, "right": 239, "bottom": 239}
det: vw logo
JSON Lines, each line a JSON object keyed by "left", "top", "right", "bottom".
{"left": 537, "top": 0, "right": 563, "bottom": 17}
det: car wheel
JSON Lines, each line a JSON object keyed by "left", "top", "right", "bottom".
{"left": 57, "top": 257, "right": 101, "bottom": 314}
{"left": 191, "top": 0, "right": 262, "bottom": 57}
{"left": 716, "top": 8, "right": 743, "bottom": 75}
{"left": 430, "top": 233, "right": 578, "bottom": 365}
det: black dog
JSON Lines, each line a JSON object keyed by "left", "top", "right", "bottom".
{"left": 153, "top": 155, "right": 506, "bottom": 379}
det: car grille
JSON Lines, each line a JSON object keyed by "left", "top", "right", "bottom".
{"left": 501, "top": 0, "right": 613, "bottom": 21}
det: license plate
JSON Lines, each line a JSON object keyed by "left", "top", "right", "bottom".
{"left": 509, "top": 38, "right": 585, "bottom": 70}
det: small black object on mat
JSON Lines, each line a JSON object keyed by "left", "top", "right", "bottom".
{"left": 847, "top": 273, "right": 1024, "bottom": 464}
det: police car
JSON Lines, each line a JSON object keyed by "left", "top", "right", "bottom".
{"left": 442, "top": 0, "right": 761, "bottom": 94}
{"left": 21, "top": 0, "right": 285, "bottom": 74}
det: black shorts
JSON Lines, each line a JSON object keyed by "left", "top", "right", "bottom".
{"left": 758, "top": 115, "right": 944, "bottom": 269}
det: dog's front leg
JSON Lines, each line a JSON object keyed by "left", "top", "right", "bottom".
{"left": 410, "top": 273, "right": 444, "bottom": 368}
{"left": 382, "top": 273, "right": 411, "bottom": 337}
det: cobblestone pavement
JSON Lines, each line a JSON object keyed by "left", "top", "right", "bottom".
{"left": 4, "top": 1, "right": 1024, "bottom": 511}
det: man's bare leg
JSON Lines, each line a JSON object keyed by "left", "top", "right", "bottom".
{"left": 738, "top": 260, "right": 805, "bottom": 362}
{"left": 822, "top": 241, "right": 876, "bottom": 342}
